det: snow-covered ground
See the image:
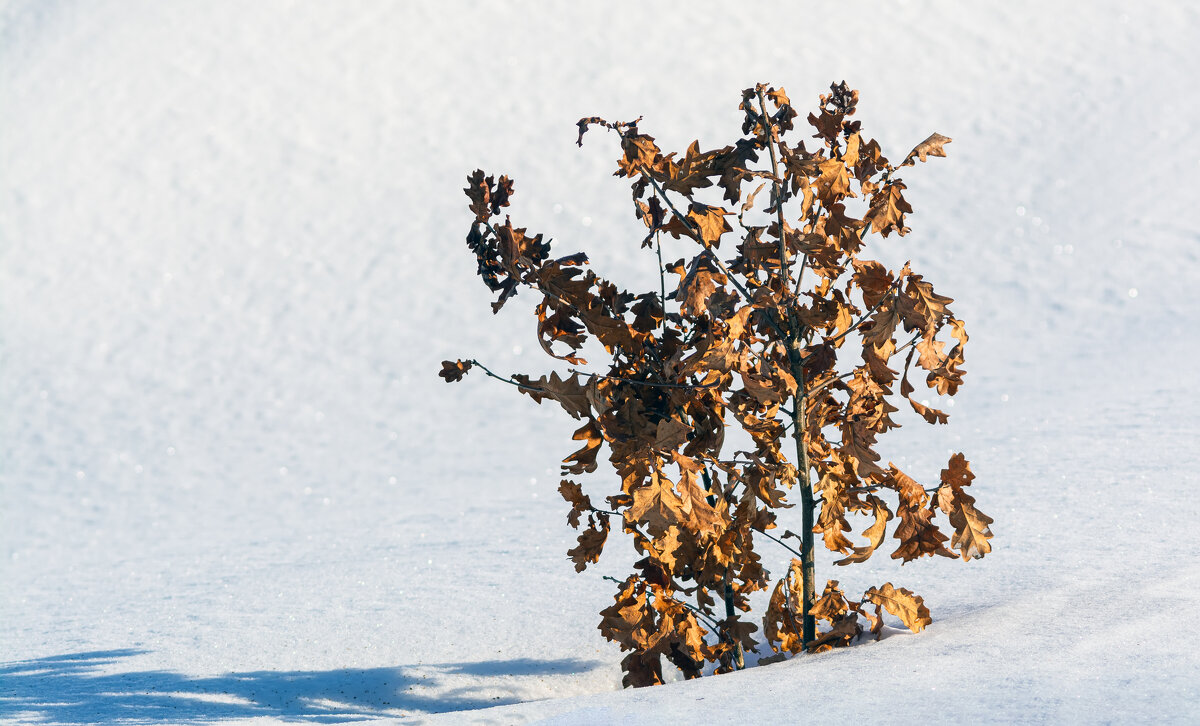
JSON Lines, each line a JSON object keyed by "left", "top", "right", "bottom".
{"left": 3, "top": 1, "right": 1199, "bottom": 723}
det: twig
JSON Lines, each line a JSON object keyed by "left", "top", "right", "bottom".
{"left": 807, "top": 370, "right": 857, "bottom": 397}
{"left": 567, "top": 368, "right": 719, "bottom": 390}
{"left": 601, "top": 575, "right": 723, "bottom": 631}
{"left": 467, "top": 359, "right": 719, "bottom": 396}
{"left": 846, "top": 484, "right": 941, "bottom": 495}
{"left": 825, "top": 277, "right": 903, "bottom": 347}
{"left": 894, "top": 331, "right": 922, "bottom": 356}
{"left": 469, "top": 359, "right": 549, "bottom": 394}
{"left": 638, "top": 167, "right": 791, "bottom": 342}
{"left": 755, "top": 86, "right": 792, "bottom": 289}
{"left": 755, "top": 527, "right": 806, "bottom": 560}
{"left": 655, "top": 231, "right": 667, "bottom": 331}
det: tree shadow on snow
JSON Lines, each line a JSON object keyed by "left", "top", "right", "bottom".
{"left": 0, "top": 649, "right": 603, "bottom": 724}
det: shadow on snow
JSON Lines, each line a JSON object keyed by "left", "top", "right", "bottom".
{"left": 0, "top": 649, "right": 603, "bottom": 724}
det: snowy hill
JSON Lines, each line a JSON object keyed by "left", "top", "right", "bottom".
{"left": 2, "top": 1, "right": 1198, "bottom": 723}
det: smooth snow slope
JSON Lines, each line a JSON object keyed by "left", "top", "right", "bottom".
{"left": 2, "top": 1, "right": 1198, "bottom": 723}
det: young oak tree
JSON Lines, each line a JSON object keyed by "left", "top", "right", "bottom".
{"left": 442, "top": 82, "right": 994, "bottom": 687}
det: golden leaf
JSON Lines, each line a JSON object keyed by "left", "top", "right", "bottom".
{"left": 514, "top": 371, "right": 591, "bottom": 419}
{"left": 915, "top": 334, "right": 946, "bottom": 371}
{"left": 834, "top": 495, "right": 893, "bottom": 565}
{"left": 567, "top": 515, "right": 609, "bottom": 572}
{"left": 810, "top": 579, "right": 850, "bottom": 623}
{"left": 559, "top": 479, "right": 593, "bottom": 528}
{"left": 897, "top": 272, "right": 954, "bottom": 333}
{"left": 909, "top": 397, "right": 949, "bottom": 425}
{"left": 627, "top": 469, "right": 686, "bottom": 536}
{"left": 863, "top": 182, "right": 912, "bottom": 238}
{"left": 654, "top": 418, "right": 692, "bottom": 451}
{"left": 688, "top": 203, "right": 733, "bottom": 247}
{"left": 676, "top": 475, "right": 726, "bottom": 539}
{"left": 562, "top": 420, "right": 603, "bottom": 474}
{"left": 676, "top": 262, "right": 726, "bottom": 318}
{"left": 935, "top": 454, "right": 993, "bottom": 560}
{"left": 812, "top": 158, "right": 851, "bottom": 204}
{"left": 861, "top": 305, "right": 900, "bottom": 347}
{"left": 862, "top": 583, "right": 932, "bottom": 633}
{"left": 902, "top": 133, "right": 952, "bottom": 166}
{"left": 806, "top": 613, "right": 861, "bottom": 652}
{"left": 851, "top": 259, "right": 894, "bottom": 308}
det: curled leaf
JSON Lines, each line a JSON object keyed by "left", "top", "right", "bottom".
{"left": 902, "top": 133, "right": 952, "bottom": 166}
{"left": 439, "top": 359, "right": 473, "bottom": 382}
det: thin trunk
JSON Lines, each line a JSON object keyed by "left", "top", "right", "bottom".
{"left": 705, "top": 466, "right": 744, "bottom": 670}
{"left": 758, "top": 84, "right": 818, "bottom": 647}
{"left": 791, "top": 389, "right": 816, "bottom": 644}
{"left": 724, "top": 569, "right": 744, "bottom": 669}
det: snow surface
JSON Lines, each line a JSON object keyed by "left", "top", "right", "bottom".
{"left": 2, "top": 0, "right": 1199, "bottom": 723}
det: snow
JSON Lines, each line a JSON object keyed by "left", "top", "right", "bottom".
{"left": 2, "top": 1, "right": 1198, "bottom": 723}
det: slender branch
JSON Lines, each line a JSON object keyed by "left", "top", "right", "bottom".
{"left": 794, "top": 256, "right": 809, "bottom": 297}
{"left": 847, "top": 484, "right": 941, "bottom": 495}
{"left": 601, "top": 575, "right": 723, "bottom": 631}
{"left": 639, "top": 170, "right": 756, "bottom": 295}
{"left": 639, "top": 168, "right": 792, "bottom": 345}
{"left": 567, "top": 368, "right": 719, "bottom": 390}
{"left": 469, "top": 359, "right": 548, "bottom": 393}
{"left": 808, "top": 369, "right": 857, "bottom": 398}
{"left": 655, "top": 231, "right": 667, "bottom": 332}
{"left": 467, "top": 359, "right": 719, "bottom": 396}
{"left": 755, "top": 527, "right": 806, "bottom": 561}
{"left": 894, "top": 331, "right": 922, "bottom": 357}
{"left": 755, "top": 87, "right": 791, "bottom": 288}
{"left": 825, "top": 277, "right": 903, "bottom": 347}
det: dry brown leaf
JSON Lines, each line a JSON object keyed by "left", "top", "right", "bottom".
{"left": 834, "top": 495, "right": 893, "bottom": 565}
{"left": 903, "top": 133, "right": 952, "bottom": 166}
{"left": 909, "top": 397, "right": 949, "bottom": 425}
{"left": 559, "top": 479, "right": 593, "bottom": 528}
{"left": 567, "top": 514, "right": 609, "bottom": 572}
{"left": 862, "top": 583, "right": 932, "bottom": 633}
{"left": 438, "top": 359, "right": 473, "bottom": 383}
{"left": 627, "top": 470, "right": 686, "bottom": 536}
{"left": 935, "top": 454, "right": 993, "bottom": 560}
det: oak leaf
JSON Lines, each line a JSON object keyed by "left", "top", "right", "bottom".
{"left": 834, "top": 495, "right": 893, "bottom": 565}
{"left": 862, "top": 583, "right": 932, "bottom": 633}
{"left": 935, "top": 454, "right": 993, "bottom": 560}
{"left": 861, "top": 305, "right": 900, "bottom": 347}
{"left": 438, "top": 359, "right": 473, "bottom": 383}
{"left": 672, "top": 454, "right": 727, "bottom": 539}
{"left": 627, "top": 470, "right": 686, "bottom": 536}
{"left": 654, "top": 418, "right": 692, "bottom": 451}
{"left": 902, "top": 132, "right": 952, "bottom": 166}
{"left": 562, "top": 420, "right": 603, "bottom": 474}
{"left": 806, "top": 613, "right": 861, "bottom": 652}
{"left": 514, "top": 371, "right": 591, "bottom": 420}
{"left": 851, "top": 259, "right": 894, "bottom": 308}
{"left": 689, "top": 204, "right": 733, "bottom": 247}
{"left": 864, "top": 182, "right": 912, "bottom": 238}
{"left": 908, "top": 397, "right": 949, "bottom": 425}
{"left": 567, "top": 514, "right": 609, "bottom": 572}
{"left": 812, "top": 158, "right": 851, "bottom": 204}
{"left": 559, "top": 479, "right": 593, "bottom": 528}
{"left": 676, "top": 258, "right": 727, "bottom": 317}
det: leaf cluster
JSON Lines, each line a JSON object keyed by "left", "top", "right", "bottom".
{"left": 444, "top": 82, "right": 993, "bottom": 686}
